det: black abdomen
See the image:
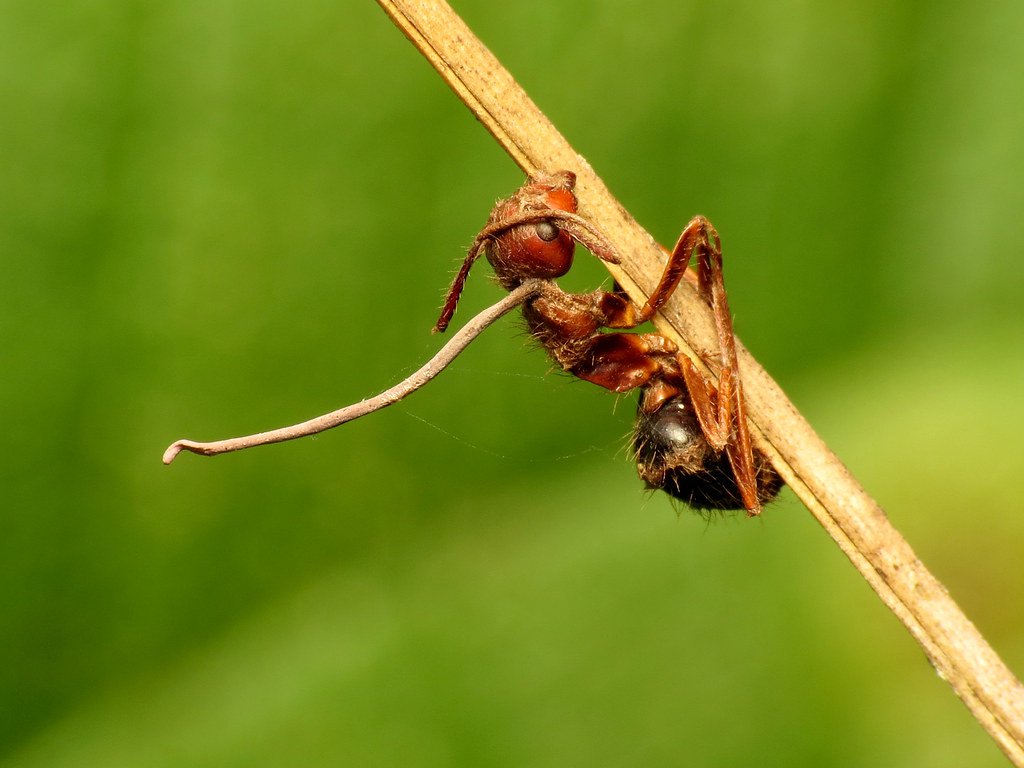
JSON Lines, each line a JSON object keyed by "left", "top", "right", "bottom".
{"left": 634, "top": 396, "right": 783, "bottom": 511}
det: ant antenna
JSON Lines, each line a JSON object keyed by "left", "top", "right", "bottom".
{"left": 433, "top": 238, "right": 487, "bottom": 333}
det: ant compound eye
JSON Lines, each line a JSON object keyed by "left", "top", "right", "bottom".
{"left": 534, "top": 221, "right": 560, "bottom": 242}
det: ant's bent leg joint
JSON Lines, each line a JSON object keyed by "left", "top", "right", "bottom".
{"left": 572, "top": 333, "right": 677, "bottom": 393}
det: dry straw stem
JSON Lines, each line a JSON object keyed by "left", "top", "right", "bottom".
{"left": 377, "top": 0, "right": 1024, "bottom": 761}
{"left": 163, "top": 281, "right": 543, "bottom": 463}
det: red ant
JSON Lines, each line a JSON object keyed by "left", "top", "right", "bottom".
{"left": 434, "top": 171, "right": 781, "bottom": 515}
{"left": 164, "top": 170, "right": 781, "bottom": 514}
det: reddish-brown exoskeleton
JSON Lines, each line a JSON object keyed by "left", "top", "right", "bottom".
{"left": 435, "top": 171, "right": 781, "bottom": 515}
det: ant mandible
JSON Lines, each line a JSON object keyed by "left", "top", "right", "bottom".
{"left": 434, "top": 170, "right": 782, "bottom": 515}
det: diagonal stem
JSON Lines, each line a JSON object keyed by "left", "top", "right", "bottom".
{"left": 376, "top": 0, "right": 1024, "bottom": 762}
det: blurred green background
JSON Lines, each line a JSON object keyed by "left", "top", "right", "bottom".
{"left": 3, "top": 0, "right": 1023, "bottom": 765}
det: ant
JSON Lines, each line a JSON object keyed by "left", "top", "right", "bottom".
{"left": 164, "top": 170, "right": 781, "bottom": 515}
{"left": 435, "top": 170, "right": 782, "bottom": 515}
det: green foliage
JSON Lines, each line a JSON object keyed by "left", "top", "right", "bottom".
{"left": 2, "top": 1, "right": 1022, "bottom": 765}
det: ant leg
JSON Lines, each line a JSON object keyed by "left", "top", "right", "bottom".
{"left": 570, "top": 333, "right": 679, "bottom": 393}
{"left": 594, "top": 217, "right": 720, "bottom": 332}
{"left": 676, "top": 358, "right": 732, "bottom": 451}
{"left": 525, "top": 282, "right": 677, "bottom": 391}
{"left": 635, "top": 216, "right": 718, "bottom": 324}
{"left": 686, "top": 225, "right": 761, "bottom": 514}
{"left": 574, "top": 219, "right": 761, "bottom": 512}
{"left": 544, "top": 282, "right": 650, "bottom": 333}
{"left": 580, "top": 219, "right": 713, "bottom": 333}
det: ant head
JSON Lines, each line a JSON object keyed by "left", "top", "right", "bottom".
{"left": 484, "top": 170, "right": 579, "bottom": 289}
{"left": 434, "top": 171, "right": 618, "bottom": 333}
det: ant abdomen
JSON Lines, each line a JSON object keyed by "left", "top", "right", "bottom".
{"left": 634, "top": 396, "right": 783, "bottom": 511}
